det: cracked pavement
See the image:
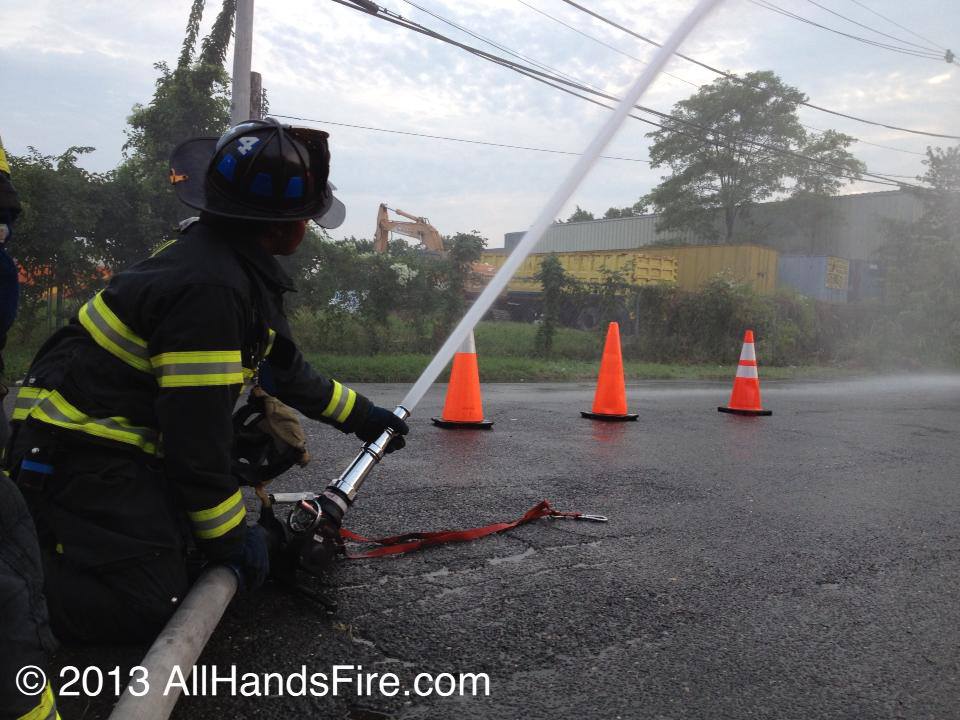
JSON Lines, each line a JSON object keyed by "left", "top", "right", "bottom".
{"left": 50, "top": 376, "right": 960, "bottom": 719}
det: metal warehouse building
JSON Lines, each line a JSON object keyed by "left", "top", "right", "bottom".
{"left": 502, "top": 190, "right": 925, "bottom": 261}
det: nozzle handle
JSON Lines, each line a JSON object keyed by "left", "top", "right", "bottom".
{"left": 326, "top": 405, "right": 410, "bottom": 503}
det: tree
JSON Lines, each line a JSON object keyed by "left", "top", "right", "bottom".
{"left": 879, "top": 145, "right": 960, "bottom": 361}
{"left": 533, "top": 254, "right": 569, "bottom": 356}
{"left": 603, "top": 201, "right": 647, "bottom": 219}
{"left": 8, "top": 148, "right": 110, "bottom": 328}
{"left": 436, "top": 231, "right": 486, "bottom": 343}
{"left": 121, "top": 1, "right": 237, "bottom": 241}
{"left": 565, "top": 206, "right": 595, "bottom": 223}
{"left": 644, "top": 71, "right": 864, "bottom": 242}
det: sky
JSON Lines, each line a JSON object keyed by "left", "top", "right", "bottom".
{"left": 0, "top": 0, "right": 956, "bottom": 247}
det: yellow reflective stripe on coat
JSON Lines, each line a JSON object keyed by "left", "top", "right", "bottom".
{"left": 150, "top": 238, "right": 178, "bottom": 257}
{"left": 0, "top": 145, "right": 10, "bottom": 175}
{"left": 188, "top": 490, "right": 246, "bottom": 539}
{"left": 12, "top": 386, "right": 44, "bottom": 421}
{"left": 322, "top": 380, "right": 357, "bottom": 424}
{"left": 152, "top": 350, "right": 244, "bottom": 388}
{"left": 13, "top": 387, "right": 159, "bottom": 454}
{"left": 265, "top": 328, "right": 277, "bottom": 356}
{"left": 78, "top": 291, "right": 151, "bottom": 372}
{"left": 15, "top": 682, "right": 58, "bottom": 720}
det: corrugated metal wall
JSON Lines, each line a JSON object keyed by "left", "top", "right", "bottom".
{"left": 503, "top": 191, "right": 924, "bottom": 260}
{"left": 505, "top": 215, "right": 699, "bottom": 253}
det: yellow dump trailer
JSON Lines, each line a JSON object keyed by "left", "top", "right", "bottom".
{"left": 484, "top": 250, "right": 678, "bottom": 293}
{"left": 641, "top": 244, "right": 779, "bottom": 294}
{"left": 481, "top": 244, "right": 778, "bottom": 327}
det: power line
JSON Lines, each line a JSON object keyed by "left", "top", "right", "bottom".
{"left": 513, "top": 0, "right": 699, "bottom": 89}
{"left": 329, "top": 0, "right": 921, "bottom": 190}
{"left": 270, "top": 114, "right": 652, "bottom": 162}
{"left": 802, "top": 0, "right": 941, "bottom": 53}
{"left": 846, "top": 0, "right": 948, "bottom": 53}
{"left": 516, "top": 0, "right": 926, "bottom": 157}
{"left": 389, "top": 0, "right": 925, "bottom": 177}
{"left": 749, "top": 0, "right": 943, "bottom": 59}
{"left": 558, "top": 0, "right": 960, "bottom": 140}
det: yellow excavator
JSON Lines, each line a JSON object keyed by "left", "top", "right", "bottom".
{"left": 373, "top": 203, "right": 496, "bottom": 293}
{"left": 373, "top": 204, "right": 445, "bottom": 254}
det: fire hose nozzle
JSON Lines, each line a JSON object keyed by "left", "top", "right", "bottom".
{"left": 328, "top": 405, "right": 410, "bottom": 503}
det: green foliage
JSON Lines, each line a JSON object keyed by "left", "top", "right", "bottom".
{"left": 533, "top": 254, "right": 570, "bottom": 356}
{"left": 875, "top": 144, "right": 960, "bottom": 365}
{"left": 436, "top": 231, "right": 486, "bottom": 342}
{"left": 603, "top": 201, "right": 646, "bottom": 219}
{"left": 8, "top": 148, "right": 110, "bottom": 317}
{"left": 623, "top": 275, "right": 822, "bottom": 366}
{"left": 644, "top": 71, "right": 864, "bottom": 242}
{"left": 122, "top": 1, "right": 236, "bottom": 238}
{"left": 565, "top": 206, "right": 595, "bottom": 223}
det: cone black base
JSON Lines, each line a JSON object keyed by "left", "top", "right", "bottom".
{"left": 580, "top": 411, "right": 639, "bottom": 421}
{"left": 432, "top": 418, "right": 494, "bottom": 429}
{"left": 718, "top": 406, "right": 772, "bottom": 416}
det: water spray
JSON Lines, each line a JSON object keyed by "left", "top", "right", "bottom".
{"left": 286, "top": 0, "right": 726, "bottom": 576}
{"left": 110, "top": 2, "right": 726, "bottom": 714}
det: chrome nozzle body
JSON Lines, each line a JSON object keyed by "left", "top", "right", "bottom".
{"left": 327, "top": 405, "right": 410, "bottom": 503}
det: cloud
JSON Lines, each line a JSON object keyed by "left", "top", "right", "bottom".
{"left": 1, "top": 0, "right": 956, "bottom": 246}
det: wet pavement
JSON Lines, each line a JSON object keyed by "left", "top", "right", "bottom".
{"left": 48, "top": 376, "right": 960, "bottom": 719}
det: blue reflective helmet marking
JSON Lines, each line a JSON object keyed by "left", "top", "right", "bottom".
{"left": 216, "top": 154, "right": 237, "bottom": 181}
{"left": 284, "top": 177, "right": 305, "bottom": 199}
{"left": 250, "top": 172, "right": 273, "bottom": 197}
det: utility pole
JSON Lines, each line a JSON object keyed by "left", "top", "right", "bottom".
{"left": 250, "top": 71, "right": 263, "bottom": 119}
{"left": 230, "top": 0, "right": 254, "bottom": 125}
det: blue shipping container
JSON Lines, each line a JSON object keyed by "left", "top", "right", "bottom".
{"left": 777, "top": 255, "right": 850, "bottom": 303}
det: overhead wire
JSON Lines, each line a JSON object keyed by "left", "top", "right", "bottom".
{"left": 512, "top": 0, "right": 699, "bottom": 89}
{"left": 558, "top": 0, "right": 960, "bottom": 140}
{"left": 749, "top": 0, "right": 943, "bottom": 59}
{"left": 329, "top": 0, "right": 922, "bottom": 189}
{"left": 845, "top": 0, "right": 948, "bottom": 53}
{"left": 801, "top": 0, "right": 941, "bottom": 53}
{"left": 515, "top": 0, "right": 926, "bottom": 157}
{"left": 269, "top": 114, "right": 653, "bottom": 162}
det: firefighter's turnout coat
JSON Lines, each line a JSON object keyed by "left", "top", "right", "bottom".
{"left": 10, "top": 220, "right": 371, "bottom": 564}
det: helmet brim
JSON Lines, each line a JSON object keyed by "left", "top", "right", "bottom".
{"left": 169, "top": 137, "right": 346, "bottom": 228}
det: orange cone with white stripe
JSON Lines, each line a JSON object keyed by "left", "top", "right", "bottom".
{"left": 718, "top": 330, "right": 772, "bottom": 416}
{"left": 581, "top": 322, "right": 638, "bottom": 421}
{"left": 432, "top": 330, "right": 493, "bottom": 429}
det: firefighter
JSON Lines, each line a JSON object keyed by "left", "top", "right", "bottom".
{"left": 1, "top": 137, "right": 62, "bottom": 720}
{"left": 7, "top": 119, "right": 409, "bottom": 645}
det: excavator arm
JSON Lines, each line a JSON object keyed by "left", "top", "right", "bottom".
{"left": 373, "top": 203, "right": 445, "bottom": 253}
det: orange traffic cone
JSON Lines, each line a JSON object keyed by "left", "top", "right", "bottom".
{"left": 432, "top": 331, "right": 493, "bottom": 429}
{"left": 718, "top": 330, "right": 772, "bottom": 416}
{"left": 581, "top": 322, "right": 638, "bottom": 421}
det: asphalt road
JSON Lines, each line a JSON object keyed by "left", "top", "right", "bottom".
{"left": 49, "top": 376, "right": 960, "bottom": 719}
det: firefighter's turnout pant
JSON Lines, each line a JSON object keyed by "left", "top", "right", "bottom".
{"left": 11, "top": 422, "right": 190, "bottom": 645}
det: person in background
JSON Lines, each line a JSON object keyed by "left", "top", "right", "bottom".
{"left": 0, "top": 134, "right": 61, "bottom": 720}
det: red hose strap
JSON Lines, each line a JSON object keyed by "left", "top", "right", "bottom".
{"left": 339, "top": 500, "right": 582, "bottom": 559}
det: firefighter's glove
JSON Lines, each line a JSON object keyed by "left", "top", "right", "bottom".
{"left": 355, "top": 405, "right": 409, "bottom": 453}
{"left": 226, "top": 524, "right": 271, "bottom": 592}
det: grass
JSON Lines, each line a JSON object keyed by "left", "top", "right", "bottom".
{"left": 305, "top": 353, "right": 856, "bottom": 383}
{"left": 3, "top": 319, "right": 859, "bottom": 386}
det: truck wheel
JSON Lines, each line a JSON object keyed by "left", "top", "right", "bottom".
{"left": 575, "top": 307, "right": 600, "bottom": 331}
